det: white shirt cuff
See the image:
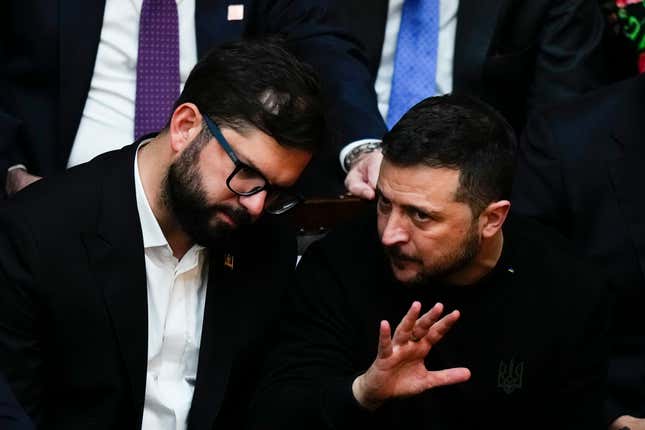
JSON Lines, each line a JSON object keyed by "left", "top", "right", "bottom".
{"left": 339, "top": 139, "right": 383, "bottom": 173}
{"left": 7, "top": 164, "right": 27, "bottom": 173}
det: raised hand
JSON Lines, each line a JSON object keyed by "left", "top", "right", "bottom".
{"left": 352, "top": 301, "right": 471, "bottom": 410}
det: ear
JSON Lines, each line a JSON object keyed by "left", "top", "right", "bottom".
{"left": 168, "top": 103, "right": 204, "bottom": 154}
{"left": 478, "top": 200, "right": 510, "bottom": 239}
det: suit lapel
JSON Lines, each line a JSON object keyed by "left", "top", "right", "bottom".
{"left": 59, "top": 0, "right": 106, "bottom": 158}
{"left": 188, "top": 245, "right": 241, "bottom": 429}
{"left": 453, "top": 0, "right": 504, "bottom": 93}
{"left": 609, "top": 84, "right": 645, "bottom": 281}
{"left": 82, "top": 144, "right": 149, "bottom": 425}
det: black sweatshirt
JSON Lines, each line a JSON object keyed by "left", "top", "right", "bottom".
{"left": 249, "top": 212, "right": 611, "bottom": 430}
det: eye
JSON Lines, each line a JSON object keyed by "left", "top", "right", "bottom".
{"left": 411, "top": 209, "right": 430, "bottom": 222}
{"left": 377, "top": 195, "right": 392, "bottom": 213}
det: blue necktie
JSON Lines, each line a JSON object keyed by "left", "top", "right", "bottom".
{"left": 386, "top": 0, "right": 440, "bottom": 129}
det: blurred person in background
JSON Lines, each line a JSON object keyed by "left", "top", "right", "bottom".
{"left": 338, "top": 0, "right": 612, "bottom": 200}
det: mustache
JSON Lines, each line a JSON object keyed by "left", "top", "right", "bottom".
{"left": 210, "top": 203, "right": 252, "bottom": 226}
{"left": 384, "top": 246, "right": 421, "bottom": 264}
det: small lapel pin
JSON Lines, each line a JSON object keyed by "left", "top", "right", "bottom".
{"left": 507, "top": 267, "right": 515, "bottom": 274}
{"left": 227, "top": 4, "right": 244, "bottom": 21}
{"left": 224, "top": 253, "right": 235, "bottom": 270}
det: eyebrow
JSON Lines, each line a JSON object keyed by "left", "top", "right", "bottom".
{"left": 237, "top": 154, "right": 263, "bottom": 176}
{"left": 376, "top": 187, "right": 443, "bottom": 218}
{"left": 208, "top": 118, "right": 269, "bottom": 182}
{"left": 227, "top": 143, "right": 277, "bottom": 186}
{"left": 242, "top": 156, "right": 293, "bottom": 189}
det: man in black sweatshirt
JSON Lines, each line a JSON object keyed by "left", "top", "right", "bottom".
{"left": 248, "top": 94, "right": 611, "bottom": 430}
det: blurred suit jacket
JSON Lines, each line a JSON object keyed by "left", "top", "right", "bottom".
{"left": 0, "top": 0, "right": 383, "bottom": 197}
{"left": 0, "top": 373, "right": 33, "bottom": 430}
{"left": 512, "top": 74, "right": 645, "bottom": 423}
{"left": 0, "top": 142, "right": 298, "bottom": 429}
{"left": 339, "top": 0, "right": 609, "bottom": 132}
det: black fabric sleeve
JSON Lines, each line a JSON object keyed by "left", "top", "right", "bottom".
{"left": 511, "top": 111, "right": 572, "bottom": 236}
{"left": 0, "top": 372, "right": 34, "bottom": 430}
{"left": 0, "top": 210, "right": 43, "bottom": 424}
{"left": 513, "top": 110, "right": 645, "bottom": 424}
{"left": 246, "top": 242, "right": 375, "bottom": 429}
{"left": 254, "top": 0, "right": 387, "bottom": 148}
{"left": 527, "top": 0, "right": 609, "bottom": 114}
{"left": 552, "top": 267, "right": 611, "bottom": 429}
{"left": 0, "top": 16, "right": 29, "bottom": 196}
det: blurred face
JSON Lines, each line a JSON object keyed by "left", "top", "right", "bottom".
{"left": 163, "top": 126, "right": 312, "bottom": 247}
{"left": 376, "top": 160, "right": 482, "bottom": 286}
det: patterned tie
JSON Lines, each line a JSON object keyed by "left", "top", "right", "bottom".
{"left": 134, "top": 0, "right": 180, "bottom": 139}
{"left": 386, "top": 0, "right": 440, "bottom": 129}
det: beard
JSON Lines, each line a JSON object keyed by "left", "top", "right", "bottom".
{"left": 385, "top": 220, "right": 481, "bottom": 287}
{"left": 161, "top": 135, "right": 252, "bottom": 249}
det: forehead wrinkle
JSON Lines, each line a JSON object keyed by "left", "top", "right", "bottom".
{"left": 378, "top": 165, "right": 452, "bottom": 214}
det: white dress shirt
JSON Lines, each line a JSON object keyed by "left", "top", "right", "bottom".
{"left": 340, "top": 0, "right": 459, "bottom": 169}
{"left": 68, "top": 0, "right": 198, "bottom": 167}
{"left": 134, "top": 143, "right": 209, "bottom": 430}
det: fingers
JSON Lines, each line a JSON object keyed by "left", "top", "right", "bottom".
{"left": 6, "top": 169, "right": 42, "bottom": 195}
{"left": 426, "top": 310, "right": 461, "bottom": 345}
{"left": 344, "top": 154, "right": 381, "bottom": 200}
{"left": 365, "top": 153, "right": 383, "bottom": 189}
{"left": 382, "top": 302, "right": 461, "bottom": 357}
{"left": 410, "top": 302, "right": 444, "bottom": 341}
{"left": 425, "top": 367, "right": 471, "bottom": 389}
{"left": 392, "top": 301, "right": 422, "bottom": 344}
{"left": 344, "top": 167, "right": 375, "bottom": 200}
{"left": 377, "top": 320, "right": 393, "bottom": 359}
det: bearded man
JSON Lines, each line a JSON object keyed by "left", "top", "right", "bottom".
{"left": 248, "top": 94, "right": 611, "bottom": 430}
{"left": 0, "top": 39, "right": 323, "bottom": 430}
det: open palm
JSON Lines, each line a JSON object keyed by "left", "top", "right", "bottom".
{"left": 353, "top": 302, "right": 471, "bottom": 410}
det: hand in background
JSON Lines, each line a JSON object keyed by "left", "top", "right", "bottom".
{"left": 352, "top": 302, "right": 471, "bottom": 411}
{"left": 610, "top": 415, "right": 645, "bottom": 430}
{"left": 5, "top": 169, "right": 41, "bottom": 196}
{"left": 344, "top": 150, "right": 383, "bottom": 200}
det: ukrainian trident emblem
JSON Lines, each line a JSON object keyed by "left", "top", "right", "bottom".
{"left": 497, "top": 358, "right": 524, "bottom": 394}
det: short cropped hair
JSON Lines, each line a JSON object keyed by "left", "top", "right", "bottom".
{"left": 382, "top": 94, "right": 517, "bottom": 215}
{"left": 171, "top": 38, "right": 324, "bottom": 152}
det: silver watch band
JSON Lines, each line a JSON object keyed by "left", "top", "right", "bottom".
{"left": 343, "top": 141, "right": 382, "bottom": 171}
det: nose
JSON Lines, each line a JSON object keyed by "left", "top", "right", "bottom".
{"left": 238, "top": 191, "right": 267, "bottom": 218}
{"left": 380, "top": 210, "right": 409, "bottom": 247}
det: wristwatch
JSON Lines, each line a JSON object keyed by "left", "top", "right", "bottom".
{"left": 343, "top": 141, "right": 382, "bottom": 171}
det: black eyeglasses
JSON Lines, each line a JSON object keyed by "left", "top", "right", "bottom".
{"left": 202, "top": 115, "right": 302, "bottom": 215}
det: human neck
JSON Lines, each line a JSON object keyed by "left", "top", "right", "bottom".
{"left": 443, "top": 230, "right": 504, "bottom": 286}
{"left": 137, "top": 136, "right": 193, "bottom": 260}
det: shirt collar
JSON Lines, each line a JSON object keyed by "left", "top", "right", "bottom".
{"left": 134, "top": 140, "right": 170, "bottom": 249}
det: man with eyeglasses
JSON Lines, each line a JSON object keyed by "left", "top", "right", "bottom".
{"left": 0, "top": 39, "right": 323, "bottom": 430}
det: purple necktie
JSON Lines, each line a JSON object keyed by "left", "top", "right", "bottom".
{"left": 134, "top": 0, "right": 180, "bottom": 139}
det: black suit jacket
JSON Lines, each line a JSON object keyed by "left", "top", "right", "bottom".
{"left": 0, "top": 0, "right": 383, "bottom": 196}
{"left": 339, "top": 0, "right": 608, "bottom": 132}
{"left": 0, "top": 142, "right": 298, "bottom": 429}
{"left": 0, "top": 373, "right": 33, "bottom": 430}
{"left": 512, "top": 74, "right": 645, "bottom": 422}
